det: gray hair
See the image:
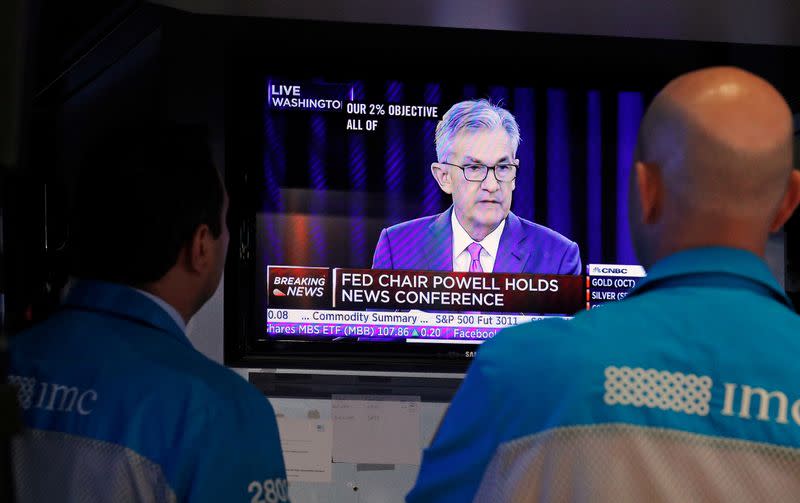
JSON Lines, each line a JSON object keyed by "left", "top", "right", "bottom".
{"left": 435, "top": 99, "right": 521, "bottom": 162}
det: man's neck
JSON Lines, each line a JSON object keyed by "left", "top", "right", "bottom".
{"left": 454, "top": 211, "right": 501, "bottom": 242}
{"left": 649, "top": 218, "right": 768, "bottom": 267}
{"left": 132, "top": 287, "right": 188, "bottom": 333}
{"left": 137, "top": 280, "right": 194, "bottom": 325}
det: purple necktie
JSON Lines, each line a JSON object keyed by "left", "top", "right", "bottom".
{"left": 467, "top": 242, "right": 483, "bottom": 273}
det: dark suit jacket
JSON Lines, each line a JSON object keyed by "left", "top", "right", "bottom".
{"left": 372, "top": 207, "right": 582, "bottom": 274}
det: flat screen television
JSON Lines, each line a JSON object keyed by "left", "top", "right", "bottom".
{"left": 223, "top": 19, "right": 799, "bottom": 371}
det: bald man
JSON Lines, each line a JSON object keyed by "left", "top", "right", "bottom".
{"left": 408, "top": 67, "right": 800, "bottom": 503}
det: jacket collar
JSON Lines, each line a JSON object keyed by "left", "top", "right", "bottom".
{"left": 63, "top": 280, "right": 191, "bottom": 347}
{"left": 630, "top": 247, "right": 792, "bottom": 308}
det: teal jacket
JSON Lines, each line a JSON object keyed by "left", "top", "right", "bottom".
{"left": 9, "top": 280, "right": 289, "bottom": 502}
{"left": 409, "top": 247, "right": 800, "bottom": 502}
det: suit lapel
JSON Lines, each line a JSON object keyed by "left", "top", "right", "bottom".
{"left": 424, "top": 207, "right": 454, "bottom": 271}
{"left": 495, "top": 212, "right": 530, "bottom": 273}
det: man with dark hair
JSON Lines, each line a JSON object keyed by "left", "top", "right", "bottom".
{"left": 408, "top": 67, "right": 800, "bottom": 502}
{"left": 8, "top": 124, "right": 290, "bottom": 502}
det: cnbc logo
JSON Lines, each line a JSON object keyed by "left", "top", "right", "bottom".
{"left": 588, "top": 263, "right": 646, "bottom": 278}
{"left": 592, "top": 266, "right": 628, "bottom": 275}
{"left": 267, "top": 266, "right": 331, "bottom": 308}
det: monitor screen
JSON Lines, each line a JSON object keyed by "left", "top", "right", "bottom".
{"left": 224, "top": 24, "right": 673, "bottom": 370}
{"left": 258, "top": 78, "right": 645, "bottom": 325}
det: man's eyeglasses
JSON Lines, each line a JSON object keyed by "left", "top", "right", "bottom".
{"left": 440, "top": 162, "right": 518, "bottom": 182}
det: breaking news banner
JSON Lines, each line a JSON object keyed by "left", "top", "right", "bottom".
{"left": 268, "top": 266, "right": 332, "bottom": 310}
{"left": 267, "top": 266, "right": 584, "bottom": 314}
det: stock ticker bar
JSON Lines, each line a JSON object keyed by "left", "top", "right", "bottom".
{"left": 266, "top": 308, "right": 568, "bottom": 342}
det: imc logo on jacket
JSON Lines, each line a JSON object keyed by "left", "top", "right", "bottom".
{"left": 8, "top": 375, "right": 98, "bottom": 416}
{"left": 604, "top": 366, "right": 800, "bottom": 427}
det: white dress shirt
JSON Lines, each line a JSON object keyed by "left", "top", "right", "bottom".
{"left": 451, "top": 211, "right": 506, "bottom": 273}
{"left": 134, "top": 287, "right": 187, "bottom": 333}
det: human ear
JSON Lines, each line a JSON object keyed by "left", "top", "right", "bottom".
{"left": 188, "top": 224, "right": 213, "bottom": 273}
{"left": 769, "top": 169, "right": 800, "bottom": 232}
{"left": 511, "top": 159, "right": 519, "bottom": 191}
{"left": 635, "top": 161, "right": 662, "bottom": 225}
{"left": 431, "top": 163, "right": 454, "bottom": 195}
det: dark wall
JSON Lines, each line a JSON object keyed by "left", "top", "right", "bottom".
{"left": 5, "top": 4, "right": 165, "bottom": 330}
{"left": 152, "top": 0, "right": 800, "bottom": 47}
{"left": 7, "top": 5, "right": 230, "bottom": 330}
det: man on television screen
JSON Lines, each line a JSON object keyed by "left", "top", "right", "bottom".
{"left": 372, "top": 99, "right": 581, "bottom": 274}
